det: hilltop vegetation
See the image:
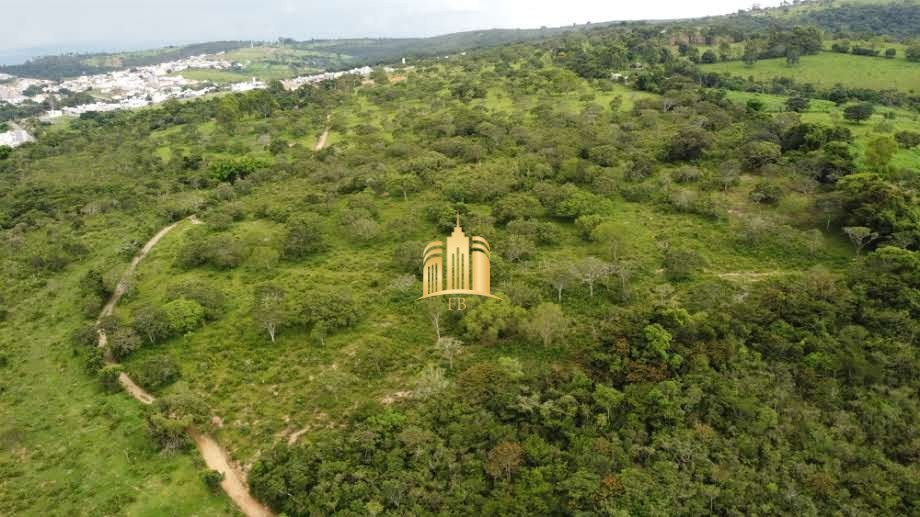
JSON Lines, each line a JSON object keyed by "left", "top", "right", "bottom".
{"left": 1, "top": 4, "right": 920, "bottom": 516}
{"left": 0, "top": 24, "right": 590, "bottom": 81}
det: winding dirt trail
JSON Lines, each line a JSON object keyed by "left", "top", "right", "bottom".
{"left": 314, "top": 114, "right": 331, "bottom": 151}
{"left": 95, "top": 215, "right": 274, "bottom": 517}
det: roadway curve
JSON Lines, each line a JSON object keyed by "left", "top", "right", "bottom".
{"left": 95, "top": 215, "right": 273, "bottom": 517}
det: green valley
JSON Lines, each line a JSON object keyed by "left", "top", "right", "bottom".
{"left": 1, "top": 1, "right": 919, "bottom": 515}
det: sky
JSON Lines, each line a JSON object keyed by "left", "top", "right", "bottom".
{"left": 1, "top": 0, "right": 784, "bottom": 64}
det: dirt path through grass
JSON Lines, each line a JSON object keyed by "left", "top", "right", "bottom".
{"left": 314, "top": 114, "right": 330, "bottom": 150}
{"left": 95, "top": 214, "right": 274, "bottom": 517}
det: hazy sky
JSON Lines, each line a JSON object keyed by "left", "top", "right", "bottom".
{"left": 2, "top": 0, "right": 783, "bottom": 62}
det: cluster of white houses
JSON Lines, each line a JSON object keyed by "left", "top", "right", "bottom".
{"left": 1, "top": 54, "right": 403, "bottom": 147}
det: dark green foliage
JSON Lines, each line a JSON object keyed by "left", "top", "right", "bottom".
{"left": 800, "top": 4, "right": 920, "bottom": 39}
{"left": 166, "top": 281, "right": 225, "bottom": 320}
{"left": 145, "top": 393, "right": 208, "bottom": 452}
{"left": 894, "top": 130, "right": 920, "bottom": 149}
{"left": 837, "top": 174, "right": 920, "bottom": 249}
{"left": 785, "top": 96, "right": 810, "bottom": 113}
{"left": 281, "top": 212, "right": 326, "bottom": 259}
{"left": 132, "top": 305, "right": 171, "bottom": 345}
{"left": 851, "top": 46, "right": 880, "bottom": 57}
{"left": 108, "top": 327, "right": 142, "bottom": 360}
{"left": 98, "top": 364, "right": 124, "bottom": 392}
{"left": 201, "top": 469, "right": 225, "bottom": 492}
{"left": 740, "top": 140, "right": 781, "bottom": 169}
{"left": 662, "top": 248, "right": 707, "bottom": 280}
{"left": 908, "top": 44, "right": 920, "bottom": 62}
{"left": 175, "top": 232, "right": 248, "bottom": 269}
{"left": 493, "top": 193, "right": 544, "bottom": 224}
{"left": 843, "top": 103, "right": 874, "bottom": 124}
{"left": 298, "top": 287, "right": 363, "bottom": 341}
{"left": 162, "top": 299, "right": 205, "bottom": 334}
{"left": 749, "top": 181, "right": 784, "bottom": 205}
{"left": 209, "top": 156, "right": 266, "bottom": 183}
{"left": 70, "top": 324, "right": 99, "bottom": 348}
{"left": 130, "top": 355, "right": 181, "bottom": 392}
{"left": 665, "top": 126, "right": 713, "bottom": 162}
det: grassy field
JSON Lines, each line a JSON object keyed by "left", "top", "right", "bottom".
{"left": 722, "top": 89, "right": 920, "bottom": 171}
{"left": 702, "top": 51, "right": 920, "bottom": 92}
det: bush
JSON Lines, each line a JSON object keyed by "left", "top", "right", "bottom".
{"left": 201, "top": 469, "right": 225, "bottom": 492}
{"left": 133, "top": 305, "right": 171, "bottom": 344}
{"left": 749, "top": 181, "right": 785, "bottom": 205}
{"left": 506, "top": 219, "right": 560, "bottom": 244}
{"left": 109, "top": 327, "right": 142, "bottom": 360}
{"left": 663, "top": 248, "right": 707, "bottom": 281}
{"left": 146, "top": 393, "right": 207, "bottom": 452}
{"left": 463, "top": 298, "right": 525, "bottom": 345}
{"left": 162, "top": 299, "right": 205, "bottom": 334}
{"left": 894, "top": 131, "right": 920, "bottom": 149}
{"left": 130, "top": 355, "right": 181, "bottom": 391}
{"left": 70, "top": 324, "right": 99, "bottom": 347}
{"left": 299, "top": 288, "right": 363, "bottom": 342}
{"left": 98, "top": 364, "right": 124, "bottom": 392}
{"left": 574, "top": 214, "right": 605, "bottom": 240}
{"left": 166, "top": 281, "right": 225, "bottom": 320}
{"left": 493, "top": 193, "right": 544, "bottom": 224}
{"left": 740, "top": 141, "right": 781, "bottom": 170}
{"left": 282, "top": 212, "right": 326, "bottom": 259}
{"left": 785, "top": 97, "right": 810, "bottom": 113}
{"left": 176, "top": 233, "right": 248, "bottom": 269}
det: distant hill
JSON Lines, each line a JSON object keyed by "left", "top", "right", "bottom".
{"left": 0, "top": 24, "right": 604, "bottom": 81}
{"left": 0, "top": 41, "right": 252, "bottom": 80}
{"left": 2, "top": 0, "right": 918, "bottom": 81}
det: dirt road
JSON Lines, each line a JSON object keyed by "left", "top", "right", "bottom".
{"left": 94, "top": 215, "right": 273, "bottom": 517}
{"left": 314, "top": 114, "right": 331, "bottom": 151}
{"left": 190, "top": 430, "right": 273, "bottom": 517}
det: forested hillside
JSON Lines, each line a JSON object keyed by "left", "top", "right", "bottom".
{"left": 1, "top": 9, "right": 919, "bottom": 517}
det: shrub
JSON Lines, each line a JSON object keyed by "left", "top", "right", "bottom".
{"left": 98, "top": 364, "right": 124, "bottom": 392}
{"left": 740, "top": 141, "right": 781, "bottom": 170}
{"left": 201, "top": 469, "right": 225, "bottom": 492}
{"left": 894, "top": 131, "right": 920, "bottom": 149}
{"left": 109, "top": 327, "right": 142, "bottom": 360}
{"left": 749, "top": 181, "right": 785, "bottom": 205}
{"left": 162, "top": 299, "right": 205, "bottom": 334}
{"left": 176, "top": 233, "right": 248, "bottom": 269}
{"left": 130, "top": 355, "right": 181, "bottom": 391}
{"left": 146, "top": 393, "right": 207, "bottom": 452}
{"left": 133, "top": 305, "right": 171, "bottom": 344}
{"left": 299, "top": 288, "right": 363, "bottom": 343}
{"left": 282, "top": 212, "right": 326, "bottom": 259}
{"left": 166, "top": 281, "right": 225, "bottom": 320}
{"left": 493, "top": 193, "right": 544, "bottom": 224}
{"left": 463, "top": 298, "right": 525, "bottom": 344}
{"left": 71, "top": 324, "right": 99, "bottom": 347}
{"left": 663, "top": 248, "right": 707, "bottom": 281}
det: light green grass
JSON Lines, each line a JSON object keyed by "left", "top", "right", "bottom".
{"left": 702, "top": 51, "right": 920, "bottom": 93}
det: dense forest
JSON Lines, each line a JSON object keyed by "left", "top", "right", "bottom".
{"left": 1, "top": 3, "right": 920, "bottom": 516}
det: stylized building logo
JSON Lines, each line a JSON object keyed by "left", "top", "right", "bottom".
{"left": 420, "top": 215, "right": 497, "bottom": 302}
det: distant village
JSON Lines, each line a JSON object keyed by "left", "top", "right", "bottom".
{"left": 0, "top": 52, "right": 384, "bottom": 147}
